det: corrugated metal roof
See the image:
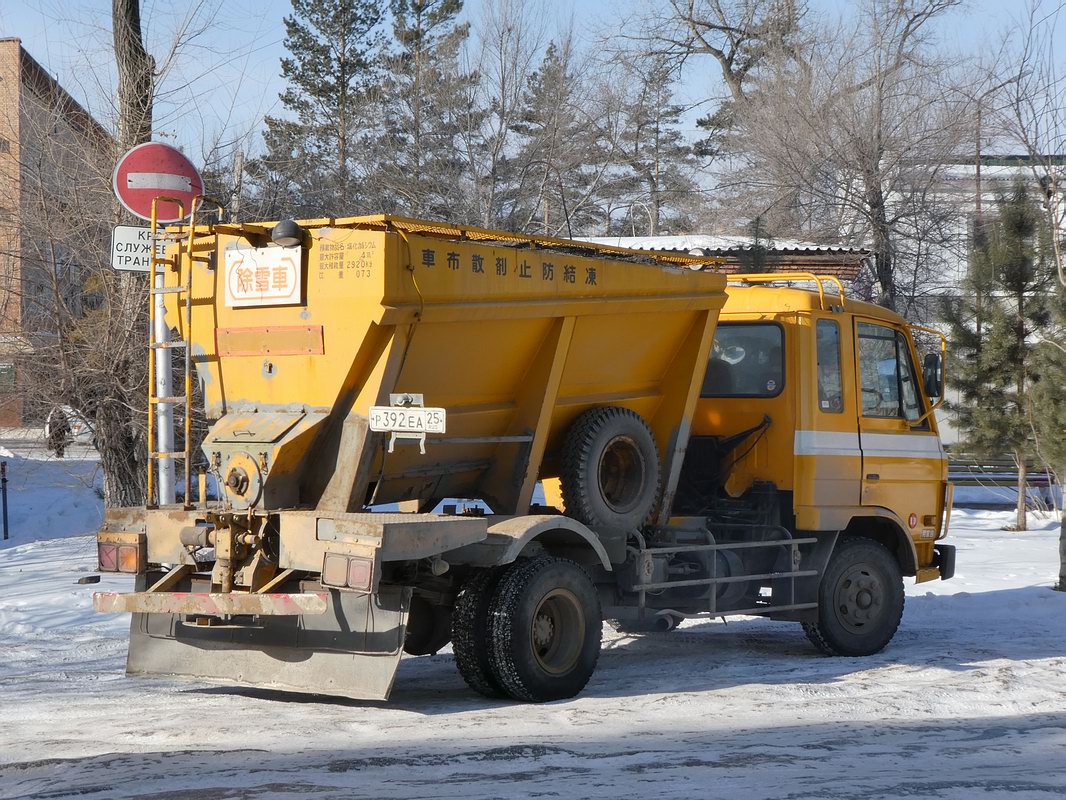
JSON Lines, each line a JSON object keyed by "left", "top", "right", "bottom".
{"left": 581, "top": 234, "right": 869, "bottom": 255}
{"left": 579, "top": 235, "right": 869, "bottom": 281}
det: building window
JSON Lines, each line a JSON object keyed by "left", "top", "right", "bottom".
{"left": 0, "top": 138, "right": 9, "bottom": 153}
{"left": 0, "top": 363, "right": 14, "bottom": 393}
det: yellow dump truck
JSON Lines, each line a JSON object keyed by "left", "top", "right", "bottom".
{"left": 93, "top": 215, "right": 955, "bottom": 702}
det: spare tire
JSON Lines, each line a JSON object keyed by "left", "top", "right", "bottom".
{"left": 560, "top": 406, "right": 660, "bottom": 529}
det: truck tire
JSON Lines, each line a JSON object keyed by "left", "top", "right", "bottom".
{"left": 452, "top": 568, "right": 507, "bottom": 698}
{"left": 560, "top": 406, "right": 660, "bottom": 530}
{"left": 488, "top": 555, "right": 602, "bottom": 702}
{"left": 404, "top": 595, "right": 452, "bottom": 656}
{"left": 802, "top": 537, "right": 904, "bottom": 657}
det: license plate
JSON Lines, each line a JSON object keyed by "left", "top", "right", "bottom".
{"left": 368, "top": 406, "right": 446, "bottom": 434}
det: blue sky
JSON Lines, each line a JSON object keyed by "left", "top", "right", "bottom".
{"left": 0, "top": 0, "right": 1029, "bottom": 161}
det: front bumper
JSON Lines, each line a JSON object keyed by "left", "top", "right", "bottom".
{"left": 933, "top": 543, "right": 956, "bottom": 581}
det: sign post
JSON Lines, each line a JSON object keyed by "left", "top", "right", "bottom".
{"left": 113, "top": 143, "right": 204, "bottom": 506}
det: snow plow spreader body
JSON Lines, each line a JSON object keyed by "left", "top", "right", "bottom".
{"left": 94, "top": 215, "right": 730, "bottom": 700}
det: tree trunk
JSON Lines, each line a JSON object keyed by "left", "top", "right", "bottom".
{"left": 112, "top": 0, "right": 154, "bottom": 150}
{"left": 1016, "top": 452, "right": 1028, "bottom": 531}
{"left": 864, "top": 176, "right": 896, "bottom": 311}
{"left": 1058, "top": 507, "right": 1066, "bottom": 590}
{"left": 108, "top": 0, "right": 153, "bottom": 507}
{"left": 98, "top": 403, "right": 149, "bottom": 507}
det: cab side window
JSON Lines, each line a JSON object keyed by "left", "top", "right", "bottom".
{"left": 856, "top": 322, "right": 923, "bottom": 421}
{"left": 816, "top": 319, "right": 843, "bottom": 413}
{"left": 702, "top": 323, "right": 784, "bottom": 397}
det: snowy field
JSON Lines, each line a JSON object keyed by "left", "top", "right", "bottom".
{"left": 2, "top": 449, "right": 1066, "bottom": 799}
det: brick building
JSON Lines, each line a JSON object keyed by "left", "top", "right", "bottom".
{"left": 0, "top": 38, "right": 111, "bottom": 426}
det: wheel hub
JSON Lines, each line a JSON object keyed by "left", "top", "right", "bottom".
{"left": 598, "top": 435, "right": 646, "bottom": 514}
{"left": 834, "top": 567, "right": 883, "bottom": 632}
{"left": 529, "top": 588, "right": 585, "bottom": 675}
{"left": 533, "top": 613, "right": 555, "bottom": 648}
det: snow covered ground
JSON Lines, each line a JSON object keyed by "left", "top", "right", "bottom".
{"left": 2, "top": 453, "right": 1066, "bottom": 799}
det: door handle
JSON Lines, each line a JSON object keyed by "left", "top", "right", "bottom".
{"left": 866, "top": 473, "right": 880, "bottom": 481}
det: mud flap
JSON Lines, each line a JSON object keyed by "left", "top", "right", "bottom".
{"left": 126, "top": 583, "right": 411, "bottom": 700}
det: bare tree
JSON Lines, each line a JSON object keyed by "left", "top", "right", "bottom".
{"left": 7, "top": 1, "right": 250, "bottom": 506}
{"left": 456, "top": 0, "right": 547, "bottom": 229}
{"left": 996, "top": 1, "right": 1066, "bottom": 288}
{"left": 629, "top": 0, "right": 808, "bottom": 102}
{"left": 708, "top": 0, "right": 970, "bottom": 312}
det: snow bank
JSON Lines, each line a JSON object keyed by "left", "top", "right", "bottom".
{"left": 0, "top": 453, "right": 102, "bottom": 549}
{"left": 2, "top": 468, "right": 1066, "bottom": 798}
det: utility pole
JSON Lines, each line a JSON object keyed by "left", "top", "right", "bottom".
{"left": 975, "top": 99, "right": 984, "bottom": 338}
{"left": 230, "top": 149, "right": 244, "bottom": 222}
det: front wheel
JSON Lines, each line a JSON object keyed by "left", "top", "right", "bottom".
{"left": 489, "top": 556, "right": 602, "bottom": 702}
{"left": 803, "top": 537, "right": 904, "bottom": 657}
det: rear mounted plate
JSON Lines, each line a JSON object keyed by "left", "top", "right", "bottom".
{"left": 125, "top": 584, "right": 412, "bottom": 701}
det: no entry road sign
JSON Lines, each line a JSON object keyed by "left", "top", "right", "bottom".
{"left": 112, "top": 142, "right": 204, "bottom": 223}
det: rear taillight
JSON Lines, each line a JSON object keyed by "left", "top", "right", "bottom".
{"left": 118, "top": 544, "right": 141, "bottom": 572}
{"left": 322, "top": 553, "right": 374, "bottom": 591}
{"left": 97, "top": 532, "right": 146, "bottom": 573}
{"left": 98, "top": 543, "right": 119, "bottom": 571}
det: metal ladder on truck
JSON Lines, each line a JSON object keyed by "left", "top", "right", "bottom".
{"left": 146, "top": 196, "right": 204, "bottom": 510}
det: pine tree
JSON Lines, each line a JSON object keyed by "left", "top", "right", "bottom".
{"left": 945, "top": 183, "right": 1063, "bottom": 531}
{"left": 374, "top": 0, "right": 477, "bottom": 219}
{"left": 252, "top": 0, "right": 384, "bottom": 215}
{"left": 614, "top": 55, "right": 699, "bottom": 236}
{"left": 1027, "top": 248, "right": 1066, "bottom": 586}
{"left": 510, "top": 40, "right": 601, "bottom": 236}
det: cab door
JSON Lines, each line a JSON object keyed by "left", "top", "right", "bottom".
{"left": 853, "top": 319, "right": 944, "bottom": 531}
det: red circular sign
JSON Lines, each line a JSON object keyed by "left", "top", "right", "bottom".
{"left": 908, "top": 513, "right": 918, "bottom": 529}
{"left": 112, "top": 142, "right": 205, "bottom": 223}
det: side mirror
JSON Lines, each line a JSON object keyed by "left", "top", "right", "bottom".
{"left": 923, "top": 352, "right": 943, "bottom": 399}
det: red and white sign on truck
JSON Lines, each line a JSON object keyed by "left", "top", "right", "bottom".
{"left": 112, "top": 142, "right": 204, "bottom": 222}
{"left": 224, "top": 246, "right": 302, "bottom": 307}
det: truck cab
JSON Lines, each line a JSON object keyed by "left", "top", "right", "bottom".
{"left": 682, "top": 278, "right": 952, "bottom": 584}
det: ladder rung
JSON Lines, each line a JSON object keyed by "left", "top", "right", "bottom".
{"left": 150, "top": 451, "right": 188, "bottom": 460}
{"left": 149, "top": 340, "right": 188, "bottom": 350}
{"left": 150, "top": 395, "right": 187, "bottom": 405}
{"left": 150, "top": 285, "right": 186, "bottom": 295}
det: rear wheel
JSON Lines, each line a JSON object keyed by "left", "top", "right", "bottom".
{"left": 803, "top": 537, "right": 904, "bottom": 656}
{"left": 452, "top": 569, "right": 506, "bottom": 698}
{"left": 488, "top": 556, "right": 602, "bottom": 702}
